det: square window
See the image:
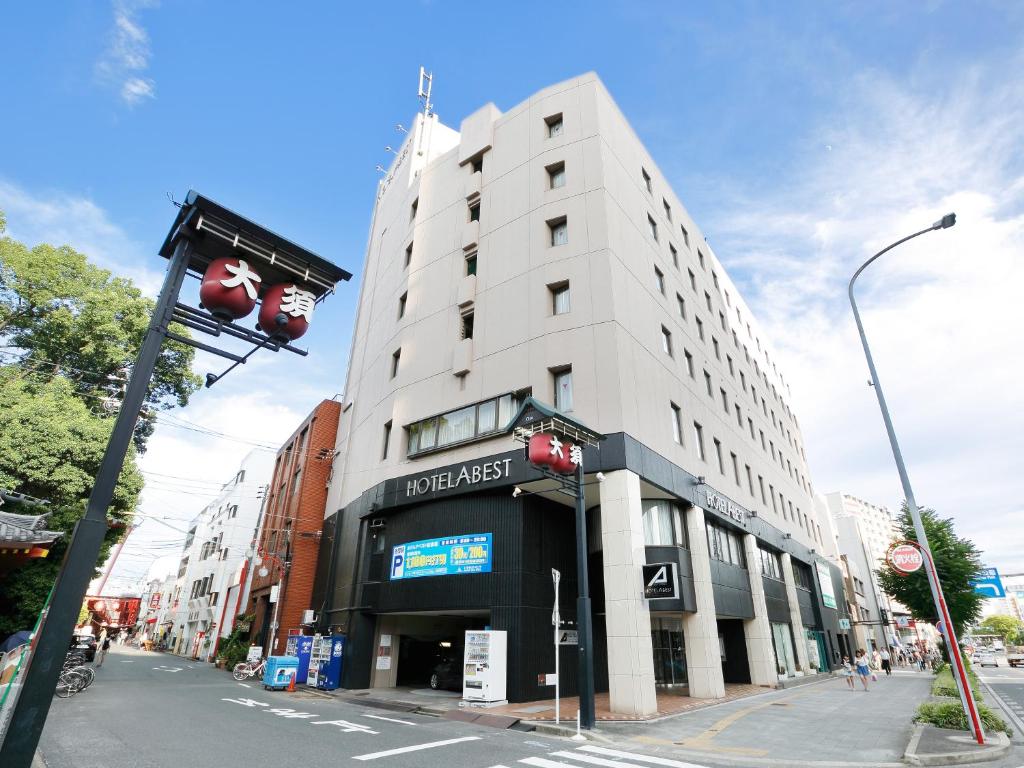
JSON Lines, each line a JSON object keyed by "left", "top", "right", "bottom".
{"left": 547, "top": 161, "right": 566, "bottom": 189}
{"left": 465, "top": 252, "right": 477, "bottom": 276}
{"left": 641, "top": 167, "right": 652, "bottom": 193}
{"left": 461, "top": 310, "right": 474, "bottom": 340}
{"left": 382, "top": 420, "right": 392, "bottom": 460}
{"left": 550, "top": 281, "right": 570, "bottom": 315}
{"left": 549, "top": 217, "right": 568, "bottom": 247}
{"left": 654, "top": 266, "right": 665, "bottom": 294}
{"left": 671, "top": 402, "right": 682, "bottom": 444}
{"left": 471, "top": 155, "right": 484, "bottom": 174}
{"left": 693, "top": 422, "right": 706, "bottom": 461}
{"left": 469, "top": 201, "right": 480, "bottom": 222}
{"left": 553, "top": 367, "right": 573, "bottom": 411}
{"left": 713, "top": 438, "right": 724, "bottom": 474}
{"left": 546, "top": 113, "right": 564, "bottom": 138}
{"left": 648, "top": 214, "right": 659, "bottom": 241}
{"left": 391, "top": 348, "right": 401, "bottom": 379}
{"left": 661, "top": 325, "right": 673, "bottom": 357}
{"left": 398, "top": 291, "right": 407, "bottom": 319}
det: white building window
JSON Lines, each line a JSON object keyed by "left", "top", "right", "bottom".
{"left": 648, "top": 214, "right": 659, "bottom": 241}
{"left": 661, "top": 325, "right": 673, "bottom": 357}
{"left": 549, "top": 217, "right": 568, "bottom": 247}
{"left": 641, "top": 167, "right": 652, "bottom": 193}
{"left": 546, "top": 113, "right": 564, "bottom": 138}
{"left": 547, "top": 161, "right": 566, "bottom": 189}
{"left": 550, "top": 282, "right": 570, "bottom": 315}
{"left": 693, "top": 422, "right": 706, "bottom": 461}
{"left": 654, "top": 266, "right": 665, "bottom": 295}
{"left": 670, "top": 402, "right": 682, "bottom": 445}
{"left": 553, "top": 368, "right": 573, "bottom": 412}
{"left": 642, "top": 500, "right": 686, "bottom": 546}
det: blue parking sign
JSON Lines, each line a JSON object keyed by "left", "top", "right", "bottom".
{"left": 972, "top": 567, "right": 1005, "bottom": 598}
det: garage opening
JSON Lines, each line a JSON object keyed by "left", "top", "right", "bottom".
{"left": 388, "top": 613, "right": 488, "bottom": 691}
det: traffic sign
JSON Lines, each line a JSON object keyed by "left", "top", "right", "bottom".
{"left": 838, "top": 618, "right": 851, "bottom": 630}
{"left": 972, "top": 567, "right": 1006, "bottom": 598}
{"left": 558, "top": 630, "right": 578, "bottom": 645}
{"left": 887, "top": 542, "right": 924, "bottom": 574}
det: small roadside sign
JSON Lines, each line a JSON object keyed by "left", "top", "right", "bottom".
{"left": 838, "top": 618, "right": 851, "bottom": 630}
{"left": 558, "top": 630, "right": 578, "bottom": 645}
{"left": 887, "top": 542, "right": 924, "bottom": 575}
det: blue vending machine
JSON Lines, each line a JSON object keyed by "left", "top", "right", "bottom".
{"left": 285, "top": 635, "right": 313, "bottom": 684}
{"left": 308, "top": 635, "right": 344, "bottom": 690}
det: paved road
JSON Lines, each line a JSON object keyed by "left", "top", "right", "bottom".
{"left": 36, "top": 645, "right": 708, "bottom": 768}
{"left": 977, "top": 662, "right": 1024, "bottom": 740}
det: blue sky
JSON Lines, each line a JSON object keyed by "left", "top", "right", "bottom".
{"left": 4, "top": 2, "right": 1024, "bottom": 590}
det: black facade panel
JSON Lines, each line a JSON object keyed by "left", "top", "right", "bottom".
{"left": 711, "top": 560, "right": 754, "bottom": 619}
{"left": 797, "top": 587, "right": 816, "bottom": 626}
{"left": 762, "top": 576, "right": 790, "bottom": 624}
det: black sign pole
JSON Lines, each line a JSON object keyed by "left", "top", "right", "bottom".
{"left": 0, "top": 236, "right": 193, "bottom": 768}
{"left": 574, "top": 462, "right": 596, "bottom": 729}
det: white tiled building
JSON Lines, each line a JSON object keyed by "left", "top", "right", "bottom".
{"left": 317, "top": 73, "right": 850, "bottom": 714}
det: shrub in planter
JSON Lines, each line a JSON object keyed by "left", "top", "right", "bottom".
{"left": 915, "top": 700, "right": 1012, "bottom": 737}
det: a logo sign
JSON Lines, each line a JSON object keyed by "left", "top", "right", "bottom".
{"left": 558, "top": 630, "right": 578, "bottom": 645}
{"left": 815, "top": 561, "right": 838, "bottom": 609}
{"left": 642, "top": 562, "right": 678, "bottom": 599}
{"left": 389, "top": 534, "right": 492, "bottom": 580}
{"left": 149, "top": 593, "right": 161, "bottom": 609}
{"left": 703, "top": 489, "right": 745, "bottom": 524}
{"left": 404, "top": 459, "right": 512, "bottom": 498}
{"left": 888, "top": 542, "right": 924, "bottom": 574}
{"left": 838, "top": 618, "right": 851, "bottom": 630}
{"left": 972, "top": 567, "right": 1006, "bottom": 598}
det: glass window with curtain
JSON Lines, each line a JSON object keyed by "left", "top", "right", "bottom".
{"left": 641, "top": 500, "right": 686, "bottom": 547}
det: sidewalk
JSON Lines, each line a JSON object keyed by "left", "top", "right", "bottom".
{"left": 594, "top": 669, "right": 934, "bottom": 766}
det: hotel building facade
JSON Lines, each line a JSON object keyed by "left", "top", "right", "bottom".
{"left": 312, "top": 73, "right": 852, "bottom": 715}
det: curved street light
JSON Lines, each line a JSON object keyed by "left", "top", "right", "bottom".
{"left": 848, "top": 212, "right": 984, "bottom": 745}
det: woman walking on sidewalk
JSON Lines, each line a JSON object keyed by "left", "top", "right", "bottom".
{"left": 854, "top": 649, "right": 871, "bottom": 690}
{"left": 841, "top": 656, "right": 856, "bottom": 690}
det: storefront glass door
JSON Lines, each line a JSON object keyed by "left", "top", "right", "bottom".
{"left": 650, "top": 617, "right": 687, "bottom": 687}
{"left": 771, "top": 622, "right": 797, "bottom": 679}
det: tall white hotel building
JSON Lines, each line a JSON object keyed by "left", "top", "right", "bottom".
{"left": 313, "top": 73, "right": 852, "bottom": 715}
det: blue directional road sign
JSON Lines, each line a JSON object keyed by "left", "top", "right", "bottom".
{"left": 972, "top": 567, "right": 1006, "bottom": 598}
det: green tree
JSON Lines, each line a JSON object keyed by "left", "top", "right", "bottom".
{"left": 0, "top": 230, "right": 200, "bottom": 451}
{"left": 976, "top": 615, "right": 1024, "bottom": 645}
{"left": 877, "top": 503, "right": 985, "bottom": 638}
{"left": 0, "top": 211, "right": 200, "bottom": 637}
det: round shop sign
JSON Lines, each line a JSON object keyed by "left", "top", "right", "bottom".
{"left": 888, "top": 542, "right": 924, "bottom": 574}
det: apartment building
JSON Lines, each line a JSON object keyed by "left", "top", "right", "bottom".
{"left": 312, "top": 73, "right": 850, "bottom": 714}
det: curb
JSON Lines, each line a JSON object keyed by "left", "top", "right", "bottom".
{"left": 979, "top": 676, "right": 1024, "bottom": 740}
{"left": 903, "top": 723, "right": 1010, "bottom": 766}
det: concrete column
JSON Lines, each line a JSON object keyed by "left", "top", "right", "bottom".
{"left": 742, "top": 534, "right": 778, "bottom": 687}
{"left": 681, "top": 505, "right": 725, "bottom": 699}
{"left": 781, "top": 553, "right": 811, "bottom": 673}
{"left": 599, "top": 469, "right": 657, "bottom": 716}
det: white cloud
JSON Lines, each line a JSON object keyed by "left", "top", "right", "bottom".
{"left": 0, "top": 179, "right": 164, "bottom": 295}
{"left": 701, "top": 56, "right": 1024, "bottom": 574}
{"left": 95, "top": 0, "right": 159, "bottom": 106}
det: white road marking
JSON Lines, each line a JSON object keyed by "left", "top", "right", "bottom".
{"left": 222, "top": 697, "right": 268, "bottom": 707}
{"left": 353, "top": 736, "right": 481, "bottom": 760}
{"left": 119, "top": 660, "right": 134, "bottom": 663}
{"left": 152, "top": 666, "right": 182, "bottom": 672}
{"left": 312, "top": 719, "right": 379, "bottom": 734}
{"left": 521, "top": 758, "right": 590, "bottom": 768}
{"left": 550, "top": 751, "right": 708, "bottom": 768}
{"left": 361, "top": 713, "right": 417, "bottom": 725}
{"left": 578, "top": 746, "right": 710, "bottom": 768}
{"left": 238, "top": 682, "right": 251, "bottom": 688}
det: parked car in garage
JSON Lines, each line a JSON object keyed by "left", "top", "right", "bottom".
{"left": 429, "top": 649, "right": 464, "bottom": 691}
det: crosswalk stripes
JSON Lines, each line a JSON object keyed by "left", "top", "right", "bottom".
{"left": 504, "top": 745, "right": 708, "bottom": 768}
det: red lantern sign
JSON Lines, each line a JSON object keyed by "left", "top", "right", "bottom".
{"left": 528, "top": 433, "right": 555, "bottom": 465}
{"left": 199, "top": 257, "right": 262, "bottom": 320}
{"left": 258, "top": 283, "right": 316, "bottom": 342}
{"left": 887, "top": 542, "right": 924, "bottom": 575}
{"left": 527, "top": 432, "right": 582, "bottom": 475}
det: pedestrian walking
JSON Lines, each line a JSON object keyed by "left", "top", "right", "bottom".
{"left": 96, "top": 635, "right": 112, "bottom": 667}
{"left": 880, "top": 647, "right": 892, "bottom": 676}
{"left": 854, "top": 649, "right": 871, "bottom": 691}
{"left": 841, "top": 656, "right": 856, "bottom": 690}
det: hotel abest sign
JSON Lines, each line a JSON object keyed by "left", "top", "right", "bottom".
{"left": 404, "top": 458, "right": 513, "bottom": 499}
{"left": 702, "top": 489, "right": 746, "bottom": 524}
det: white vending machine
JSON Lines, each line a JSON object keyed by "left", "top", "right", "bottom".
{"left": 462, "top": 630, "right": 507, "bottom": 704}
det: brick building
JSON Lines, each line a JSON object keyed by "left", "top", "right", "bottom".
{"left": 249, "top": 399, "right": 340, "bottom": 655}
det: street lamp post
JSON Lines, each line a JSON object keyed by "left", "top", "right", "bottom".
{"left": 848, "top": 212, "right": 984, "bottom": 745}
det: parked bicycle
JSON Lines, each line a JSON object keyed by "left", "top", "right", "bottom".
{"left": 55, "top": 651, "right": 96, "bottom": 698}
{"left": 232, "top": 657, "right": 266, "bottom": 681}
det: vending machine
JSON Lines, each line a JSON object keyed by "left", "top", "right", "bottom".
{"left": 307, "top": 634, "right": 345, "bottom": 690}
{"left": 462, "top": 630, "right": 507, "bottom": 703}
{"left": 284, "top": 634, "right": 313, "bottom": 684}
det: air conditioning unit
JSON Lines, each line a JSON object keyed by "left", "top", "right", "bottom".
{"left": 369, "top": 518, "right": 386, "bottom": 529}
{"left": 301, "top": 609, "right": 316, "bottom": 625}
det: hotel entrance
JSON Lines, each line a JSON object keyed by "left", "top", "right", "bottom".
{"left": 650, "top": 616, "right": 687, "bottom": 688}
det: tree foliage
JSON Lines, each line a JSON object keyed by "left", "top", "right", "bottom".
{"left": 976, "top": 615, "right": 1024, "bottom": 645}
{"left": 0, "top": 211, "right": 200, "bottom": 637}
{"left": 877, "top": 503, "right": 984, "bottom": 638}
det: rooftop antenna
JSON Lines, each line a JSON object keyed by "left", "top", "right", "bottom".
{"left": 416, "top": 66, "right": 433, "bottom": 156}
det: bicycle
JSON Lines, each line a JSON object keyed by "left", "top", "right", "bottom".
{"left": 232, "top": 658, "right": 266, "bottom": 681}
